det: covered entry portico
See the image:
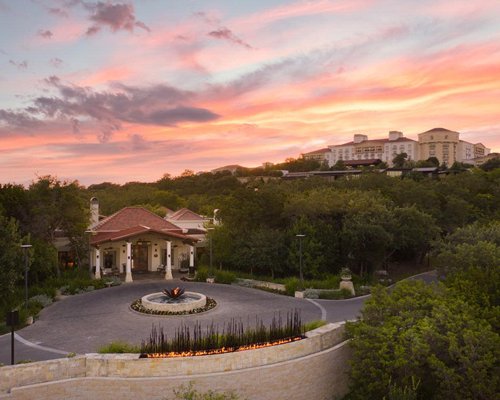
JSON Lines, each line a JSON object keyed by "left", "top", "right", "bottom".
{"left": 88, "top": 206, "right": 198, "bottom": 282}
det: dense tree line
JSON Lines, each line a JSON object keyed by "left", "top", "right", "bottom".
{"left": 1, "top": 165, "right": 498, "bottom": 317}
{"left": 0, "top": 177, "right": 89, "bottom": 315}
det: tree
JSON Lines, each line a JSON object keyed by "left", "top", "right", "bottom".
{"left": 346, "top": 281, "right": 500, "bottom": 400}
{"left": 390, "top": 206, "right": 439, "bottom": 264}
{"left": 0, "top": 215, "right": 24, "bottom": 313}
{"left": 426, "top": 157, "right": 440, "bottom": 167}
{"left": 28, "top": 176, "right": 89, "bottom": 275}
{"left": 287, "top": 216, "right": 325, "bottom": 279}
{"left": 238, "top": 228, "right": 286, "bottom": 278}
{"left": 392, "top": 152, "right": 408, "bottom": 168}
{"left": 479, "top": 156, "right": 500, "bottom": 172}
{"left": 434, "top": 222, "right": 500, "bottom": 330}
{"left": 331, "top": 159, "right": 346, "bottom": 170}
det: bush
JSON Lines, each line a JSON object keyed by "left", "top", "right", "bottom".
{"left": 284, "top": 277, "right": 300, "bottom": 295}
{"left": 29, "top": 286, "right": 57, "bottom": 299}
{"left": 172, "top": 383, "right": 242, "bottom": 400}
{"left": 195, "top": 266, "right": 209, "bottom": 282}
{"left": 346, "top": 281, "right": 500, "bottom": 400}
{"left": 98, "top": 341, "right": 140, "bottom": 354}
{"left": 214, "top": 270, "right": 236, "bottom": 284}
{"left": 29, "top": 294, "right": 53, "bottom": 307}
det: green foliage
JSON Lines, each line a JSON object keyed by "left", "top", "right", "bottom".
{"left": 384, "top": 377, "right": 420, "bottom": 400}
{"left": 214, "top": 270, "right": 236, "bottom": 284}
{"left": 29, "top": 294, "right": 53, "bottom": 308}
{"left": 0, "top": 215, "right": 24, "bottom": 316}
{"left": 346, "top": 281, "right": 500, "bottom": 400}
{"left": 195, "top": 266, "right": 210, "bottom": 282}
{"left": 435, "top": 222, "right": 500, "bottom": 330}
{"left": 172, "top": 383, "right": 242, "bottom": 400}
{"left": 303, "top": 320, "right": 327, "bottom": 331}
{"left": 284, "top": 277, "right": 300, "bottom": 295}
{"left": 392, "top": 152, "right": 408, "bottom": 168}
{"left": 141, "top": 311, "right": 303, "bottom": 355}
{"left": 479, "top": 156, "right": 500, "bottom": 171}
{"left": 98, "top": 341, "right": 140, "bottom": 353}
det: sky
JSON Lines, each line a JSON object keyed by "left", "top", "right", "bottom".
{"left": 0, "top": 0, "right": 499, "bottom": 186}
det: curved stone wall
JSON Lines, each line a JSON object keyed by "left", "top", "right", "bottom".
{"left": 0, "top": 322, "right": 351, "bottom": 400}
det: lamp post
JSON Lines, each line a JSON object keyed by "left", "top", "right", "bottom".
{"left": 296, "top": 234, "right": 305, "bottom": 286}
{"left": 20, "top": 244, "right": 32, "bottom": 309}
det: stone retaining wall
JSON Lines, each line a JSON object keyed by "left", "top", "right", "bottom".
{"left": 0, "top": 323, "right": 351, "bottom": 400}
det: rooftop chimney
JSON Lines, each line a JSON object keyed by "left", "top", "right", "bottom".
{"left": 90, "top": 197, "right": 99, "bottom": 228}
{"left": 353, "top": 134, "right": 368, "bottom": 143}
{"left": 388, "top": 131, "right": 403, "bottom": 141}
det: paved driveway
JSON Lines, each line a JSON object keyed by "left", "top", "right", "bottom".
{"left": 0, "top": 271, "right": 436, "bottom": 365}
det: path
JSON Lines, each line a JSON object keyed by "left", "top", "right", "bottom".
{"left": 0, "top": 271, "right": 437, "bottom": 365}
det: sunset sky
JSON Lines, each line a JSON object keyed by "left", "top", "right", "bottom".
{"left": 1, "top": 0, "right": 499, "bottom": 185}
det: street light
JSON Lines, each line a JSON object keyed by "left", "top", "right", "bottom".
{"left": 20, "top": 244, "right": 32, "bottom": 309}
{"left": 296, "top": 234, "right": 305, "bottom": 286}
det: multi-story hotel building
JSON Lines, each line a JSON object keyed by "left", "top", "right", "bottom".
{"left": 418, "top": 127, "right": 489, "bottom": 165}
{"left": 305, "top": 128, "right": 491, "bottom": 168}
{"left": 325, "top": 131, "right": 419, "bottom": 167}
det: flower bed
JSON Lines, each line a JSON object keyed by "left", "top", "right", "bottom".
{"left": 130, "top": 297, "right": 217, "bottom": 316}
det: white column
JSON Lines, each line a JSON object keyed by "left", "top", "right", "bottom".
{"left": 189, "top": 245, "right": 194, "bottom": 266}
{"left": 165, "top": 241, "right": 173, "bottom": 280}
{"left": 125, "top": 241, "right": 133, "bottom": 283}
{"left": 95, "top": 248, "right": 101, "bottom": 279}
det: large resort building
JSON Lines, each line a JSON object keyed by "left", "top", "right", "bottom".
{"left": 303, "top": 127, "right": 490, "bottom": 167}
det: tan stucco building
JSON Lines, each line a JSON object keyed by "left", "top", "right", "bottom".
{"left": 418, "top": 127, "right": 490, "bottom": 166}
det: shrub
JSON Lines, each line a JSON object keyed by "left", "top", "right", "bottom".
{"left": 29, "top": 286, "right": 57, "bottom": 299}
{"left": 172, "top": 383, "right": 242, "bottom": 399}
{"left": 195, "top": 266, "right": 209, "bottom": 282}
{"left": 284, "top": 277, "right": 300, "bottom": 295}
{"left": 29, "top": 294, "right": 53, "bottom": 307}
{"left": 98, "top": 341, "right": 140, "bottom": 354}
{"left": 214, "top": 270, "right": 236, "bottom": 284}
{"left": 105, "top": 276, "right": 122, "bottom": 286}
{"left": 346, "top": 281, "right": 500, "bottom": 400}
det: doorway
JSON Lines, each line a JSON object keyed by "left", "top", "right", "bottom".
{"left": 132, "top": 244, "right": 149, "bottom": 271}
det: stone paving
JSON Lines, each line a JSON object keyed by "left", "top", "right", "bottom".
{"left": 0, "top": 271, "right": 436, "bottom": 365}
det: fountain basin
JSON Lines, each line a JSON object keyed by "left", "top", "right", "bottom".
{"left": 141, "top": 292, "right": 207, "bottom": 313}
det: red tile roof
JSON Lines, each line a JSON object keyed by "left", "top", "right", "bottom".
{"left": 332, "top": 137, "right": 416, "bottom": 147}
{"left": 302, "top": 148, "right": 330, "bottom": 156}
{"left": 89, "top": 206, "right": 199, "bottom": 245}
{"left": 93, "top": 207, "right": 181, "bottom": 232}
{"left": 90, "top": 225, "right": 194, "bottom": 245}
{"left": 168, "top": 208, "right": 204, "bottom": 221}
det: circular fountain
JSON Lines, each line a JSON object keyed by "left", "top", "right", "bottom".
{"left": 134, "top": 287, "right": 212, "bottom": 315}
{"left": 141, "top": 291, "right": 207, "bottom": 313}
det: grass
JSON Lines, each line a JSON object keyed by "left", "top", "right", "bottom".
{"left": 303, "top": 320, "right": 328, "bottom": 331}
{"left": 98, "top": 341, "right": 140, "bottom": 354}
